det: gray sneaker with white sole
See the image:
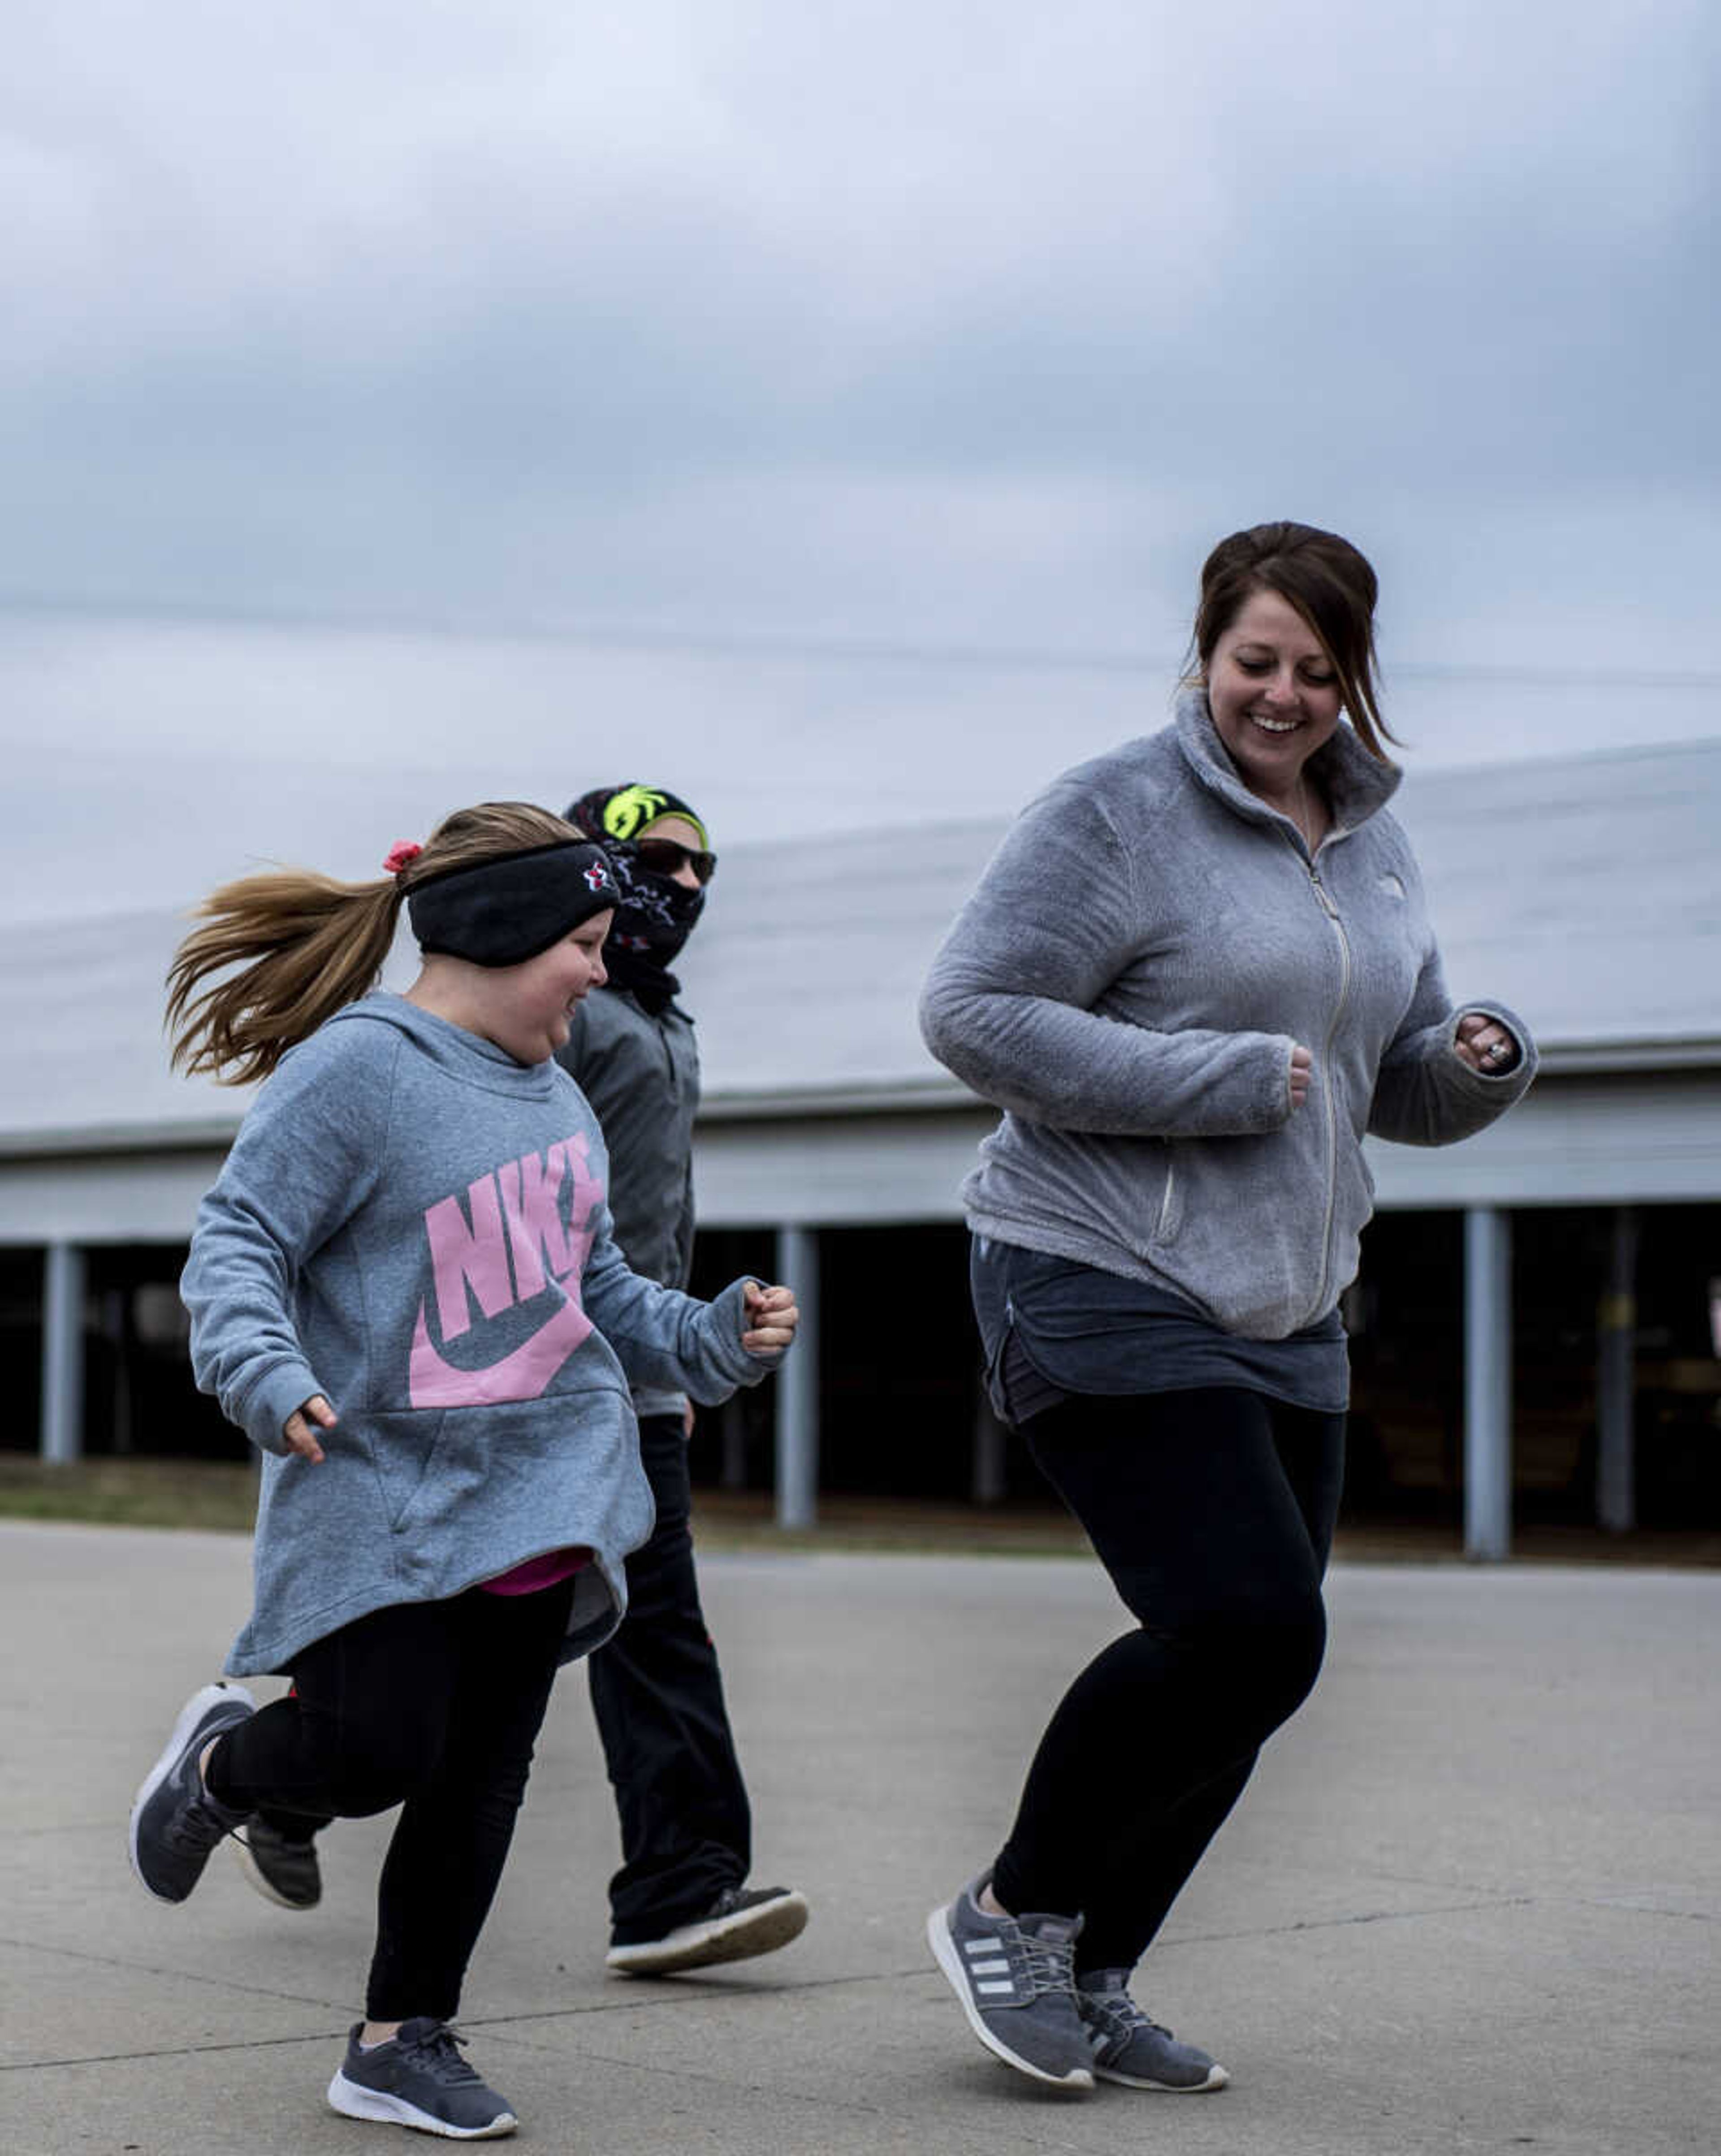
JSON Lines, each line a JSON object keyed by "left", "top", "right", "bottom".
{"left": 327, "top": 2018, "right": 517, "bottom": 2139}
{"left": 129, "top": 1682, "right": 256, "bottom": 1904}
{"left": 1076, "top": 1970, "right": 1230, "bottom": 2091}
{"left": 234, "top": 1816, "right": 323, "bottom": 1911}
{"left": 926, "top": 1875, "right": 1094, "bottom": 2089}
{"left": 605, "top": 1884, "right": 809, "bottom": 1975}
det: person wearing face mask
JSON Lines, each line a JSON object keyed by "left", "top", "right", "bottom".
{"left": 917, "top": 523, "right": 1537, "bottom": 2099}
{"left": 557, "top": 782, "right": 810, "bottom": 1977}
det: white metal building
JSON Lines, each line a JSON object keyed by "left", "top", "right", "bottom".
{"left": 5, "top": 735, "right": 1720, "bottom": 1554}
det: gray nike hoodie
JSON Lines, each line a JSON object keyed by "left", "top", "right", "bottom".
{"left": 182, "top": 993, "right": 778, "bottom": 1675}
{"left": 919, "top": 688, "right": 1536, "bottom": 1338}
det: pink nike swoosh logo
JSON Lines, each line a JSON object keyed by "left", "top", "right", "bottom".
{"left": 408, "top": 1295, "right": 592, "bottom": 1408}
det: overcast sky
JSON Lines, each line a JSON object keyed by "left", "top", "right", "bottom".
{"left": 5, "top": 0, "right": 1717, "bottom": 918}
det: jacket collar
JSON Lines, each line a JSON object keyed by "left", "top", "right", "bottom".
{"left": 1172, "top": 682, "right": 1401, "bottom": 841}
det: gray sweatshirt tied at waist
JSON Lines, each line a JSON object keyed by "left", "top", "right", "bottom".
{"left": 919, "top": 688, "right": 1536, "bottom": 1340}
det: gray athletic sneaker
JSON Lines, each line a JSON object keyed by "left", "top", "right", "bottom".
{"left": 1076, "top": 1969, "right": 1230, "bottom": 2091}
{"left": 327, "top": 2018, "right": 517, "bottom": 2139}
{"left": 129, "top": 1682, "right": 256, "bottom": 1904}
{"left": 605, "top": 1883, "right": 810, "bottom": 1975}
{"left": 234, "top": 1816, "right": 323, "bottom": 1912}
{"left": 926, "top": 1875, "right": 1094, "bottom": 2089}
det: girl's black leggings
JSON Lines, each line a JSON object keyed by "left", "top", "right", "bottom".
{"left": 990, "top": 1386, "right": 1345, "bottom": 1974}
{"left": 205, "top": 1577, "right": 575, "bottom": 2023}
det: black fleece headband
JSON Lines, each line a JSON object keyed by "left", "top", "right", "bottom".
{"left": 407, "top": 841, "right": 619, "bottom": 968}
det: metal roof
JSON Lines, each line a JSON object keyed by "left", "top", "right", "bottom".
{"left": 3, "top": 732, "right": 1718, "bottom": 1155}
{"left": 687, "top": 731, "right": 1721, "bottom": 1105}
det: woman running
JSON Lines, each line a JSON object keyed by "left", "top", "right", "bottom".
{"left": 919, "top": 522, "right": 1535, "bottom": 2096}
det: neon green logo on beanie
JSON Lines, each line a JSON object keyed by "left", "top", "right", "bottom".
{"left": 601, "top": 786, "right": 672, "bottom": 842}
{"left": 601, "top": 785, "right": 708, "bottom": 847}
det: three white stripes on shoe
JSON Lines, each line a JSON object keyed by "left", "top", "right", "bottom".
{"left": 963, "top": 1935, "right": 1017, "bottom": 1995}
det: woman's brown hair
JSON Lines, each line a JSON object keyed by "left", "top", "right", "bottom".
{"left": 166, "top": 801, "right": 579, "bottom": 1086}
{"left": 1191, "top": 521, "right": 1399, "bottom": 759}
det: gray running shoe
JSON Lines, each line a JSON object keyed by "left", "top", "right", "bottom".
{"left": 926, "top": 1875, "right": 1094, "bottom": 2089}
{"left": 234, "top": 1816, "right": 323, "bottom": 1911}
{"left": 129, "top": 1682, "right": 255, "bottom": 1904}
{"left": 605, "top": 1883, "right": 810, "bottom": 1975}
{"left": 327, "top": 2018, "right": 517, "bottom": 2139}
{"left": 1076, "top": 1969, "right": 1230, "bottom": 2091}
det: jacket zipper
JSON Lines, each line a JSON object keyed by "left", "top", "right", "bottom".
{"left": 1155, "top": 1151, "right": 1177, "bottom": 1243}
{"left": 1294, "top": 841, "right": 1352, "bottom": 1323}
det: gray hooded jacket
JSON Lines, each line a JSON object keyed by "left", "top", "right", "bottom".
{"left": 920, "top": 689, "right": 1536, "bottom": 1339}
{"left": 182, "top": 994, "right": 776, "bottom": 1676}
{"left": 557, "top": 985, "right": 699, "bottom": 1420}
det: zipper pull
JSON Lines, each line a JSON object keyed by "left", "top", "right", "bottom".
{"left": 1308, "top": 866, "right": 1339, "bottom": 919}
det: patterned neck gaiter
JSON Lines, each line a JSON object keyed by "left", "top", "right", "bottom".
{"left": 565, "top": 784, "right": 709, "bottom": 1015}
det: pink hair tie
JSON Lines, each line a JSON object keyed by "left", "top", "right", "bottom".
{"left": 383, "top": 840, "right": 424, "bottom": 878}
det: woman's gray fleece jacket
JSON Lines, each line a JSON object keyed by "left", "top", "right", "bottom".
{"left": 182, "top": 994, "right": 780, "bottom": 1677}
{"left": 919, "top": 689, "right": 1536, "bottom": 1340}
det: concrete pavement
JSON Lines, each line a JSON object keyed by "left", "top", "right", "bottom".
{"left": 2, "top": 1520, "right": 1716, "bottom": 2154}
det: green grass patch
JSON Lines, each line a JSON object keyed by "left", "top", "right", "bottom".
{"left": 0, "top": 1457, "right": 1090, "bottom": 1553}
{"left": 1, "top": 1456, "right": 1714, "bottom": 1566}
{"left": 0, "top": 1455, "right": 257, "bottom": 1532}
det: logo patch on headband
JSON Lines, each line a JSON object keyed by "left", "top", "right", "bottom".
{"left": 601, "top": 785, "right": 671, "bottom": 842}
{"left": 406, "top": 840, "right": 621, "bottom": 969}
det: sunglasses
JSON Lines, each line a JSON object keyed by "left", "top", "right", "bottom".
{"left": 631, "top": 837, "right": 718, "bottom": 885}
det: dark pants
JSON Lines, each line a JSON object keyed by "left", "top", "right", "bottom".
{"left": 251, "top": 1414, "right": 753, "bottom": 1950}
{"left": 588, "top": 1411, "right": 752, "bottom": 1945}
{"left": 208, "top": 1578, "right": 575, "bottom": 2022}
{"left": 990, "top": 1387, "right": 1345, "bottom": 1974}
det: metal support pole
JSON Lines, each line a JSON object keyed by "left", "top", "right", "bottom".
{"left": 40, "top": 1243, "right": 87, "bottom": 1465}
{"left": 774, "top": 1225, "right": 819, "bottom": 1531}
{"left": 1596, "top": 1207, "right": 1639, "bottom": 1533}
{"left": 1463, "top": 1207, "right": 1513, "bottom": 1561}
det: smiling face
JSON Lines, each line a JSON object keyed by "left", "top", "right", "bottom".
{"left": 480, "top": 911, "right": 613, "bottom": 1064}
{"left": 1204, "top": 587, "right": 1345, "bottom": 806}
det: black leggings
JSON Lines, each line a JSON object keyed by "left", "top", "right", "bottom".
{"left": 990, "top": 1387, "right": 1344, "bottom": 1974}
{"left": 206, "top": 1579, "right": 575, "bottom": 2022}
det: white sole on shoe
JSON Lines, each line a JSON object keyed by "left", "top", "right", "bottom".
{"left": 127, "top": 1682, "right": 255, "bottom": 1901}
{"left": 1094, "top": 2059, "right": 1231, "bottom": 2092}
{"left": 231, "top": 1831, "right": 319, "bottom": 1912}
{"left": 327, "top": 2070, "right": 517, "bottom": 2139}
{"left": 605, "top": 1890, "right": 810, "bottom": 1976}
{"left": 925, "top": 1905, "right": 1094, "bottom": 2091}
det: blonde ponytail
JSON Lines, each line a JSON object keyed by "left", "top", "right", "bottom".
{"left": 166, "top": 800, "right": 579, "bottom": 1085}
{"left": 167, "top": 871, "right": 404, "bottom": 1086}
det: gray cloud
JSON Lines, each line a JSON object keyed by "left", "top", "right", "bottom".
{"left": 1, "top": 0, "right": 1716, "bottom": 912}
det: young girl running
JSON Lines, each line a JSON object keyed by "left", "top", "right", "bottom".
{"left": 128, "top": 802, "right": 798, "bottom": 2140}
